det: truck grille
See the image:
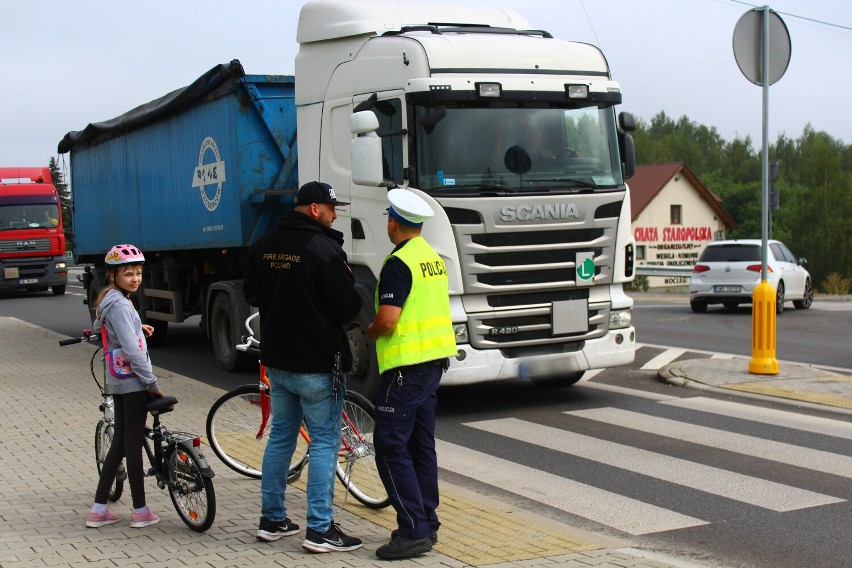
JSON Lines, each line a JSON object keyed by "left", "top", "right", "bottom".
{"left": 1, "top": 238, "right": 52, "bottom": 253}
{"left": 440, "top": 194, "right": 623, "bottom": 351}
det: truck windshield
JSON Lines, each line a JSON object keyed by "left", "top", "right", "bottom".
{"left": 0, "top": 204, "right": 60, "bottom": 230}
{"left": 414, "top": 104, "right": 624, "bottom": 193}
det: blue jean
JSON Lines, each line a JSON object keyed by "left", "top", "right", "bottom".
{"left": 260, "top": 367, "right": 343, "bottom": 532}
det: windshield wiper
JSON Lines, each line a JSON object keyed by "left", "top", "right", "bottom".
{"left": 540, "top": 177, "right": 599, "bottom": 189}
{"left": 435, "top": 183, "right": 511, "bottom": 195}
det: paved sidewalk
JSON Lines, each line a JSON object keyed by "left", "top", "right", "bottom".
{"left": 659, "top": 356, "right": 852, "bottom": 413}
{"left": 0, "top": 317, "right": 706, "bottom": 568}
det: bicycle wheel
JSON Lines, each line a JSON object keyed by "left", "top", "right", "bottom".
{"left": 336, "top": 391, "right": 390, "bottom": 509}
{"left": 166, "top": 445, "right": 216, "bottom": 532}
{"left": 206, "top": 384, "right": 308, "bottom": 478}
{"left": 94, "top": 420, "right": 124, "bottom": 502}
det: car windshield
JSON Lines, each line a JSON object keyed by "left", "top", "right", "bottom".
{"left": 699, "top": 244, "right": 761, "bottom": 262}
{"left": 414, "top": 104, "right": 623, "bottom": 193}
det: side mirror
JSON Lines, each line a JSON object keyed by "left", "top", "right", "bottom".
{"left": 618, "top": 111, "right": 636, "bottom": 133}
{"left": 617, "top": 111, "right": 636, "bottom": 180}
{"left": 798, "top": 257, "right": 808, "bottom": 266}
{"left": 350, "top": 111, "right": 383, "bottom": 187}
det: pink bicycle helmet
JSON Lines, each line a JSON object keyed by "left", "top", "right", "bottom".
{"left": 104, "top": 244, "right": 145, "bottom": 265}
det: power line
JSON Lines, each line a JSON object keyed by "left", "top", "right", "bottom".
{"left": 727, "top": 0, "right": 852, "bottom": 32}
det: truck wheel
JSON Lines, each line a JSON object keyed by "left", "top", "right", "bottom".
{"left": 87, "top": 285, "right": 101, "bottom": 324}
{"left": 346, "top": 294, "right": 380, "bottom": 401}
{"left": 52, "top": 285, "right": 66, "bottom": 296}
{"left": 211, "top": 293, "right": 249, "bottom": 371}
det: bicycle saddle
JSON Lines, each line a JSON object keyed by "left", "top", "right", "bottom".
{"left": 146, "top": 396, "right": 178, "bottom": 415}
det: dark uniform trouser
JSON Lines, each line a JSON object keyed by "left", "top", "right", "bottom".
{"left": 374, "top": 360, "right": 444, "bottom": 539}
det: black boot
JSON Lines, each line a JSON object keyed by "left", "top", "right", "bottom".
{"left": 376, "top": 535, "right": 432, "bottom": 560}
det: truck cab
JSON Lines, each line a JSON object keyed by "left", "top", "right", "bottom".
{"left": 0, "top": 167, "right": 68, "bottom": 295}
{"left": 297, "top": 0, "right": 637, "bottom": 392}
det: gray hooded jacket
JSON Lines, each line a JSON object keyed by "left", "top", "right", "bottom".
{"left": 94, "top": 289, "right": 161, "bottom": 395}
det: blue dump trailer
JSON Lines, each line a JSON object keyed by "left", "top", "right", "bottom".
{"left": 59, "top": 61, "right": 299, "bottom": 369}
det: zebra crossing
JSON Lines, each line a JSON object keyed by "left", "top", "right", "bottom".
{"left": 436, "top": 392, "right": 852, "bottom": 536}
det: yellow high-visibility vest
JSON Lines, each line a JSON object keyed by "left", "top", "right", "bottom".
{"left": 375, "top": 237, "right": 456, "bottom": 374}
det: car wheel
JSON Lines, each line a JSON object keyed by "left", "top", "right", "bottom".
{"left": 793, "top": 278, "right": 813, "bottom": 310}
{"left": 775, "top": 281, "right": 785, "bottom": 314}
{"left": 690, "top": 299, "right": 708, "bottom": 313}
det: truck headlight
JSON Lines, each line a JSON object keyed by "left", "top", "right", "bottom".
{"left": 610, "top": 309, "right": 632, "bottom": 329}
{"left": 55, "top": 262, "right": 67, "bottom": 269}
{"left": 453, "top": 323, "right": 469, "bottom": 344}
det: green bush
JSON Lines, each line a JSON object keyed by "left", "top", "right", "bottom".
{"left": 625, "top": 275, "right": 650, "bottom": 292}
{"left": 820, "top": 272, "right": 851, "bottom": 295}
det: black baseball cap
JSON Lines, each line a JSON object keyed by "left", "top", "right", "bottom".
{"left": 295, "top": 181, "right": 350, "bottom": 206}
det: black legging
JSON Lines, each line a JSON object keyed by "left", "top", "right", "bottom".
{"left": 95, "top": 390, "right": 150, "bottom": 509}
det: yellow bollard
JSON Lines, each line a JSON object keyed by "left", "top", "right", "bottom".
{"left": 749, "top": 280, "right": 778, "bottom": 374}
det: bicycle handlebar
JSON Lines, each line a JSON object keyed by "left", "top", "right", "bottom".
{"left": 236, "top": 312, "right": 260, "bottom": 353}
{"left": 58, "top": 331, "right": 99, "bottom": 347}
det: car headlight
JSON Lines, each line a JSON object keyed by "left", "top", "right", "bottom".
{"left": 453, "top": 323, "right": 469, "bottom": 344}
{"left": 610, "top": 309, "right": 632, "bottom": 329}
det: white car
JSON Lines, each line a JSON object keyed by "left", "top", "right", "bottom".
{"left": 688, "top": 239, "right": 813, "bottom": 314}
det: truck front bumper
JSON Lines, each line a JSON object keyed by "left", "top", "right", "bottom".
{"left": 0, "top": 257, "right": 68, "bottom": 291}
{"left": 440, "top": 326, "right": 636, "bottom": 386}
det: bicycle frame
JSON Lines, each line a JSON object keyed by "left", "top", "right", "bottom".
{"left": 143, "top": 412, "right": 214, "bottom": 491}
{"left": 239, "top": 314, "right": 372, "bottom": 482}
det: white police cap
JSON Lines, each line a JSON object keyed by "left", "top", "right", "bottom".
{"left": 387, "top": 188, "right": 434, "bottom": 226}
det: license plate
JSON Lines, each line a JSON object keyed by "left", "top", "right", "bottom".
{"left": 4, "top": 267, "right": 19, "bottom": 279}
{"left": 714, "top": 285, "right": 742, "bottom": 293}
{"left": 519, "top": 358, "right": 562, "bottom": 379}
{"left": 19, "top": 278, "right": 39, "bottom": 284}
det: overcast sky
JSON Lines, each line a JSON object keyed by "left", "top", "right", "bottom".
{"left": 1, "top": 0, "right": 849, "bottom": 169}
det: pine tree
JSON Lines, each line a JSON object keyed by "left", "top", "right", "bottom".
{"left": 48, "top": 157, "right": 73, "bottom": 251}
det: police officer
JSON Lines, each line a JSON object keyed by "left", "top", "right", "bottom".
{"left": 367, "top": 189, "right": 457, "bottom": 560}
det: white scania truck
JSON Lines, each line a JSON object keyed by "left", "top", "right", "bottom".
{"left": 64, "top": 0, "right": 637, "bottom": 399}
{"left": 300, "top": 0, "right": 637, "bottom": 393}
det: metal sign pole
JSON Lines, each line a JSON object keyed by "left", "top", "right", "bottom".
{"left": 733, "top": 5, "right": 790, "bottom": 375}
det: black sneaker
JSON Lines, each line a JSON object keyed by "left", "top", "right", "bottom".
{"left": 256, "top": 517, "right": 299, "bottom": 542}
{"left": 391, "top": 528, "right": 438, "bottom": 545}
{"left": 302, "top": 522, "right": 362, "bottom": 553}
{"left": 376, "top": 535, "right": 433, "bottom": 560}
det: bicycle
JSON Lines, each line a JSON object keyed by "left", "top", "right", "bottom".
{"left": 60, "top": 330, "right": 217, "bottom": 532}
{"left": 205, "top": 313, "right": 390, "bottom": 509}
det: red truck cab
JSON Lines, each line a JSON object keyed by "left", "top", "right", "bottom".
{"left": 0, "top": 167, "right": 68, "bottom": 295}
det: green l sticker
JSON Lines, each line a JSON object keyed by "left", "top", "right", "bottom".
{"left": 576, "top": 252, "right": 595, "bottom": 282}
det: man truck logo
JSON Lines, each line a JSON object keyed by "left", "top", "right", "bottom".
{"left": 576, "top": 252, "right": 595, "bottom": 282}
{"left": 500, "top": 203, "right": 579, "bottom": 222}
{"left": 192, "top": 136, "right": 226, "bottom": 212}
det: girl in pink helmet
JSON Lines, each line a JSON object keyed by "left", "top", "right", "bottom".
{"left": 85, "top": 244, "right": 166, "bottom": 529}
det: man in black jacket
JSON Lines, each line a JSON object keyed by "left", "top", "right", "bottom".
{"left": 244, "top": 181, "right": 363, "bottom": 553}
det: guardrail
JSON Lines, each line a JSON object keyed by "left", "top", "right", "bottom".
{"left": 635, "top": 265, "right": 694, "bottom": 278}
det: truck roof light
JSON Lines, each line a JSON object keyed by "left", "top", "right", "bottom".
{"left": 565, "top": 84, "right": 588, "bottom": 99}
{"left": 476, "top": 82, "right": 502, "bottom": 98}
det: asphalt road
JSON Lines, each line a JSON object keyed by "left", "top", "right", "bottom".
{"left": 630, "top": 293, "right": 852, "bottom": 369}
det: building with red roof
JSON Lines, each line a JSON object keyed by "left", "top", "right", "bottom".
{"left": 629, "top": 162, "right": 737, "bottom": 288}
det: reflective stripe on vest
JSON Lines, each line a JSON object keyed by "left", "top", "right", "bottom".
{"left": 375, "top": 237, "right": 457, "bottom": 374}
